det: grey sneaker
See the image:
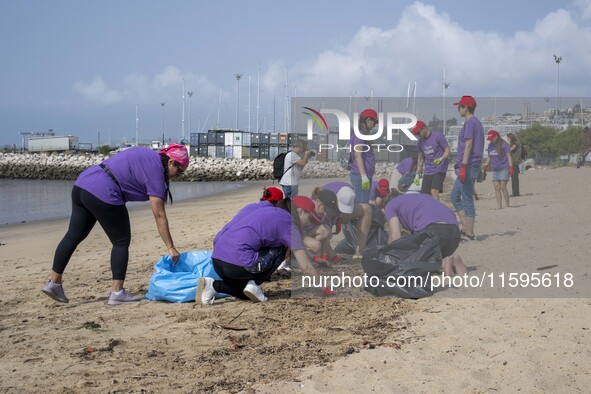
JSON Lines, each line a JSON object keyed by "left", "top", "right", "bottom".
{"left": 243, "top": 280, "right": 268, "bottom": 303}
{"left": 108, "top": 289, "right": 143, "bottom": 305}
{"left": 196, "top": 277, "right": 216, "bottom": 305}
{"left": 42, "top": 280, "right": 69, "bottom": 303}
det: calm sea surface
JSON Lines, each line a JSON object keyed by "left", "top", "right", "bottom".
{"left": 0, "top": 179, "right": 248, "bottom": 226}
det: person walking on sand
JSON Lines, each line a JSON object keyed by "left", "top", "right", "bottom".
{"left": 42, "top": 144, "right": 189, "bottom": 305}
{"left": 483, "top": 130, "right": 513, "bottom": 209}
{"left": 450, "top": 95, "right": 484, "bottom": 242}
{"left": 384, "top": 191, "right": 468, "bottom": 277}
{"left": 196, "top": 196, "right": 334, "bottom": 304}
{"left": 506, "top": 133, "right": 521, "bottom": 197}
{"left": 412, "top": 120, "right": 451, "bottom": 200}
{"left": 350, "top": 109, "right": 377, "bottom": 204}
{"left": 279, "top": 139, "right": 312, "bottom": 198}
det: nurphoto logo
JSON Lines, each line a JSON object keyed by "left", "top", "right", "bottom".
{"left": 303, "top": 107, "right": 418, "bottom": 153}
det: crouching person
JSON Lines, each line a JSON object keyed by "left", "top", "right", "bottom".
{"left": 197, "top": 196, "right": 331, "bottom": 304}
{"left": 384, "top": 191, "right": 468, "bottom": 276}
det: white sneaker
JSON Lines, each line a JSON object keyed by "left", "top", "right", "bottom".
{"left": 196, "top": 277, "right": 216, "bottom": 305}
{"left": 243, "top": 280, "right": 268, "bottom": 303}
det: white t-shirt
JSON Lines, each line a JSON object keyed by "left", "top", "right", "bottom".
{"left": 279, "top": 151, "right": 302, "bottom": 186}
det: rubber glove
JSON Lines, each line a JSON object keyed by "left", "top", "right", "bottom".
{"left": 413, "top": 174, "right": 421, "bottom": 186}
{"left": 322, "top": 288, "right": 337, "bottom": 296}
{"left": 458, "top": 165, "right": 467, "bottom": 183}
{"left": 509, "top": 166, "right": 515, "bottom": 176}
{"left": 361, "top": 174, "right": 370, "bottom": 190}
{"left": 433, "top": 157, "right": 443, "bottom": 166}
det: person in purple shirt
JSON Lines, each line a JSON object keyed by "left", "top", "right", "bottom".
{"left": 450, "top": 95, "right": 485, "bottom": 241}
{"left": 42, "top": 144, "right": 189, "bottom": 305}
{"left": 349, "top": 109, "right": 377, "bottom": 203}
{"left": 483, "top": 130, "right": 514, "bottom": 209}
{"left": 384, "top": 191, "right": 467, "bottom": 277}
{"left": 412, "top": 121, "right": 451, "bottom": 200}
{"left": 197, "top": 196, "right": 333, "bottom": 304}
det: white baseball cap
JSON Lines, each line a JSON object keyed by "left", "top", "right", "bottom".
{"left": 336, "top": 187, "right": 355, "bottom": 214}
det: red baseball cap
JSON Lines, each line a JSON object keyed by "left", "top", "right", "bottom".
{"left": 261, "top": 187, "right": 283, "bottom": 203}
{"left": 453, "top": 95, "right": 477, "bottom": 109}
{"left": 377, "top": 178, "right": 390, "bottom": 196}
{"left": 360, "top": 108, "right": 378, "bottom": 123}
{"left": 292, "top": 196, "right": 321, "bottom": 222}
{"left": 411, "top": 120, "right": 427, "bottom": 135}
{"left": 487, "top": 129, "right": 500, "bottom": 141}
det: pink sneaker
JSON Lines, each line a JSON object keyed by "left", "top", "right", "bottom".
{"left": 42, "top": 280, "right": 69, "bottom": 303}
{"left": 108, "top": 289, "right": 143, "bottom": 305}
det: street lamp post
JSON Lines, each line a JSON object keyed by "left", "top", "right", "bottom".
{"left": 235, "top": 74, "right": 243, "bottom": 130}
{"left": 553, "top": 54, "right": 562, "bottom": 128}
{"left": 187, "top": 91, "right": 193, "bottom": 137}
{"left": 160, "top": 102, "right": 166, "bottom": 144}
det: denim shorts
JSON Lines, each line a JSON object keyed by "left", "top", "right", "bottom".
{"left": 491, "top": 167, "right": 509, "bottom": 181}
{"left": 349, "top": 172, "right": 371, "bottom": 203}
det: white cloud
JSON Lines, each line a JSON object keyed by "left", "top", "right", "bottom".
{"left": 73, "top": 75, "right": 123, "bottom": 105}
{"left": 73, "top": 66, "right": 217, "bottom": 106}
{"left": 287, "top": 1, "right": 591, "bottom": 98}
{"left": 573, "top": 0, "right": 591, "bottom": 20}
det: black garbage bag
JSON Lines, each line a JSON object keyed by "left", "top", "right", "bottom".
{"left": 334, "top": 205, "right": 389, "bottom": 255}
{"left": 361, "top": 231, "right": 442, "bottom": 299}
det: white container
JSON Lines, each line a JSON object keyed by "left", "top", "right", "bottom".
{"left": 207, "top": 146, "right": 216, "bottom": 158}
{"left": 233, "top": 132, "right": 243, "bottom": 146}
{"left": 225, "top": 132, "right": 234, "bottom": 146}
{"left": 242, "top": 132, "right": 251, "bottom": 147}
{"left": 233, "top": 146, "right": 243, "bottom": 159}
{"left": 225, "top": 146, "right": 234, "bottom": 158}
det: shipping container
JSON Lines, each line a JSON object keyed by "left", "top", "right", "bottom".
{"left": 207, "top": 131, "right": 217, "bottom": 144}
{"left": 278, "top": 133, "right": 288, "bottom": 145}
{"left": 216, "top": 131, "right": 225, "bottom": 145}
{"left": 260, "top": 133, "right": 270, "bottom": 144}
{"left": 242, "top": 132, "right": 251, "bottom": 147}
{"left": 207, "top": 145, "right": 216, "bottom": 158}
{"left": 224, "top": 146, "right": 233, "bottom": 158}
{"left": 251, "top": 133, "right": 260, "bottom": 145}
{"left": 28, "top": 136, "right": 79, "bottom": 152}
{"left": 232, "top": 146, "right": 242, "bottom": 159}
{"left": 189, "top": 146, "right": 199, "bottom": 157}
{"left": 270, "top": 146, "right": 279, "bottom": 159}
{"left": 278, "top": 146, "right": 288, "bottom": 154}
{"left": 216, "top": 146, "right": 225, "bottom": 158}
{"left": 198, "top": 144, "right": 208, "bottom": 157}
{"left": 241, "top": 147, "right": 250, "bottom": 158}
{"left": 224, "top": 132, "right": 234, "bottom": 146}
{"left": 233, "top": 132, "right": 243, "bottom": 146}
{"left": 317, "top": 149, "right": 328, "bottom": 162}
{"left": 269, "top": 133, "right": 279, "bottom": 144}
{"left": 190, "top": 133, "right": 199, "bottom": 146}
{"left": 251, "top": 147, "right": 260, "bottom": 159}
{"left": 259, "top": 146, "right": 270, "bottom": 160}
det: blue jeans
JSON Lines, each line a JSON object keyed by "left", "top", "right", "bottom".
{"left": 281, "top": 185, "right": 298, "bottom": 199}
{"left": 349, "top": 172, "right": 371, "bottom": 203}
{"left": 451, "top": 164, "right": 480, "bottom": 217}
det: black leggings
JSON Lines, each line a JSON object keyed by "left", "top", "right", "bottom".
{"left": 52, "top": 186, "right": 131, "bottom": 280}
{"left": 212, "top": 247, "right": 286, "bottom": 299}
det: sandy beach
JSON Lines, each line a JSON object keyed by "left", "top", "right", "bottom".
{"left": 1, "top": 166, "right": 590, "bottom": 393}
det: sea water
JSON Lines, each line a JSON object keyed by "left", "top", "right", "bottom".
{"left": 0, "top": 179, "right": 247, "bottom": 226}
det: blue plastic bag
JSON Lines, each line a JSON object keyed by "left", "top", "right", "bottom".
{"left": 145, "top": 250, "right": 226, "bottom": 303}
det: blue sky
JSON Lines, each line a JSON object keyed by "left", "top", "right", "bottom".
{"left": 1, "top": 0, "right": 590, "bottom": 147}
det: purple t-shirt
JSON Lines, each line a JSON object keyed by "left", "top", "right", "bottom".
{"left": 322, "top": 181, "right": 353, "bottom": 195}
{"left": 349, "top": 133, "right": 376, "bottom": 178}
{"left": 456, "top": 116, "right": 485, "bottom": 166}
{"left": 418, "top": 131, "right": 449, "bottom": 175}
{"left": 396, "top": 157, "right": 415, "bottom": 175}
{"left": 487, "top": 141, "right": 511, "bottom": 171}
{"left": 385, "top": 194, "right": 458, "bottom": 233}
{"left": 212, "top": 202, "right": 304, "bottom": 268}
{"left": 75, "top": 147, "right": 166, "bottom": 205}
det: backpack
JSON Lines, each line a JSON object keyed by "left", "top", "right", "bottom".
{"left": 272, "top": 151, "right": 293, "bottom": 180}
